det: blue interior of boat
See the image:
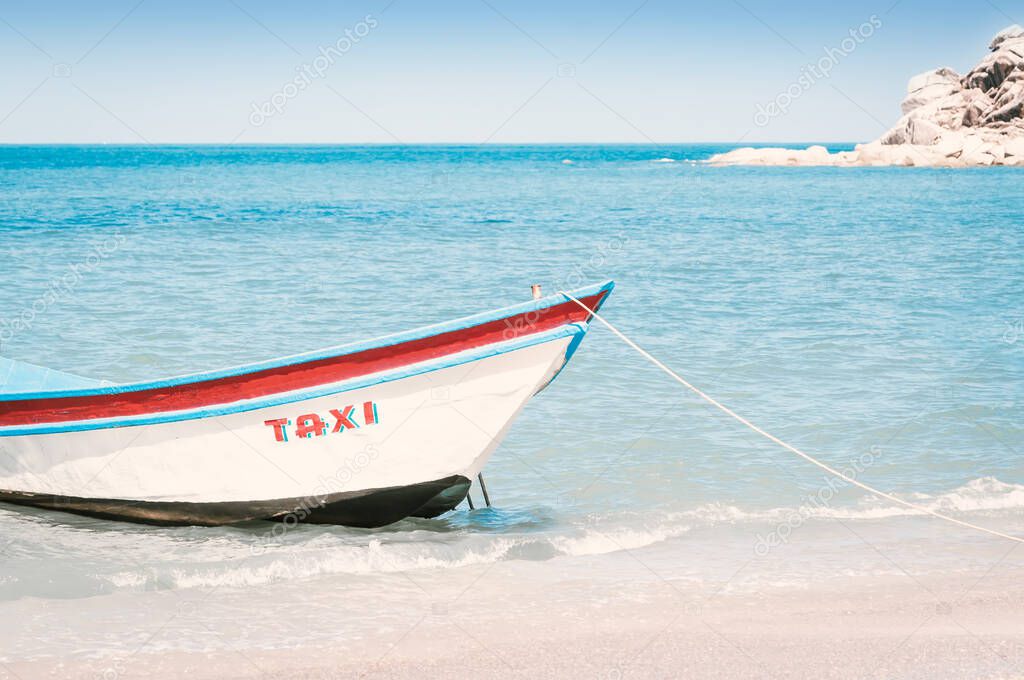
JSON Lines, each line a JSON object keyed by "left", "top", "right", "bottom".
{"left": 0, "top": 357, "right": 111, "bottom": 395}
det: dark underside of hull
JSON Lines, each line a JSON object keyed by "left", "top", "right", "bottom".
{"left": 0, "top": 475, "right": 472, "bottom": 528}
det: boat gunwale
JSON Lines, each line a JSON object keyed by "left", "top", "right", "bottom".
{"left": 0, "top": 280, "right": 614, "bottom": 403}
{"left": 0, "top": 322, "right": 589, "bottom": 436}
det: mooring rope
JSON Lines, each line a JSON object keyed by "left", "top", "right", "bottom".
{"left": 562, "top": 292, "right": 1024, "bottom": 545}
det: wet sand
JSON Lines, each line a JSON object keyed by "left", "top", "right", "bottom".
{"left": 8, "top": 566, "right": 1023, "bottom": 679}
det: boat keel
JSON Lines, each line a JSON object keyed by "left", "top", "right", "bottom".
{"left": 0, "top": 474, "right": 471, "bottom": 528}
{"left": 409, "top": 477, "right": 473, "bottom": 518}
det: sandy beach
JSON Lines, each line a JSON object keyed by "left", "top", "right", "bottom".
{"left": 4, "top": 516, "right": 1022, "bottom": 679}
{"left": 8, "top": 571, "right": 1022, "bottom": 679}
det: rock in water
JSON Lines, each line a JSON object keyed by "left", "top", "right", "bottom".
{"left": 710, "top": 25, "right": 1024, "bottom": 167}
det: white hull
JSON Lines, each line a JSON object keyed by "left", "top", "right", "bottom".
{"left": 0, "top": 337, "right": 571, "bottom": 522}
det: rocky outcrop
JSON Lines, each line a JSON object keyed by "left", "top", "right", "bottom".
{"left": 710, "top": 25, "right": 1024, "bottom": 167}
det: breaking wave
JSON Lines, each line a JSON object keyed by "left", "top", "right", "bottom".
{"left": 672, "top": 476, "right": 1024, "bottom": 525}
{"left": 103, "top": 517, "right": 695, "bottom": 591}
{"left": 4, "top": 478, "right": 1020, "bottom": 597}
{"left": 106, "top": 477, "right": 1024, "bottom": 590}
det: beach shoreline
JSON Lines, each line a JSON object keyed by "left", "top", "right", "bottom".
{"left": 7, "top": 561, "right": 1023, "bottom": 679}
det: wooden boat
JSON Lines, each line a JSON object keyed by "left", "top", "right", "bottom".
{"left": 0, "top": 281, "right": 613, "bottom": 527}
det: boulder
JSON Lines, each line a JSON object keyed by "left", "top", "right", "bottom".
{"left": 883, "top": 103, "right": 958, "bottom": 144}
{"left": 961, "top": 88, "right": 993, "bottom": 126}
{"left": 964, "top": 50, "right": 1021, "bottom": 91}
{"left": 981, "top": 80, "right": 1024, "bottom": 124}
{"left": 1003, "top": 135, "right": 1024, "bottom": 157}
{"left": 907, "top": 67, "right": 961, "bottom": 92}
{"left": 990, "top": 24, "right": 1024, "bottom": 51}
{"left": 880, "top": 115, "right": 911, "bottom": 145}
{"left": 910, "top": 91, "right": 975, "bottom": 129}
{"left": 902, "top": 67, "right": 961, "bottom": 114}
{"left": 908, "top": 117, "right": 946, "bottom": 145}
{"left": 850, "top": 142, "right": 884, "bottom": 164}
{"left": 932, "top": 130, "right": 966, "bottom": 157}
{"left": 804, "top": 145, "right": 832, "bottom": 161}
{"left": 1001, "top": 37, "right": 1024, "bottom": 59}
{"left": 853, "top": 142, "right": 922, "bottom": 165}
{"left": 959, "top": 136, "right": 999, "bottom": 164}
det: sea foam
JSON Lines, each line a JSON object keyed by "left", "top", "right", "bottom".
{"left": 87, "top": 477, "right": 1024, "bottom": 592}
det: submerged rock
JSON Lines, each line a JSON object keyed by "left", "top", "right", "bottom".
{"left": 711, "top": 25, "right": 1024, "bottom": 167}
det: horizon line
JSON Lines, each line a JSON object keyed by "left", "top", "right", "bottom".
{"left": 0, "top": 141, "right": 861, "bottom": 147}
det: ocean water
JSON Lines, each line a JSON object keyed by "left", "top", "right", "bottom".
{"left": 0, "top": 145, "right": 1022, "bottom": 663}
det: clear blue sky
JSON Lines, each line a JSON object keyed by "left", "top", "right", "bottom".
{"left": 0, "top": 0, "right": 1018, "bottom": 143}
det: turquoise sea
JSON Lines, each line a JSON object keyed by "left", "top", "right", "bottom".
{"left": 0, "top": 145, "right": 1021, "bottom": 663}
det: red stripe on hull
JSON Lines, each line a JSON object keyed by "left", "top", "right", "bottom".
{"left": 0, "top": 292, "right": 608, "bottom": 427}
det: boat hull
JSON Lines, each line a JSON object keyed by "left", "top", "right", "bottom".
{"left": 0, "top": 334, "right": 575, "bottom": 526}
{"left": 0, "top": 282, "right": 613, "bottom": 527}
